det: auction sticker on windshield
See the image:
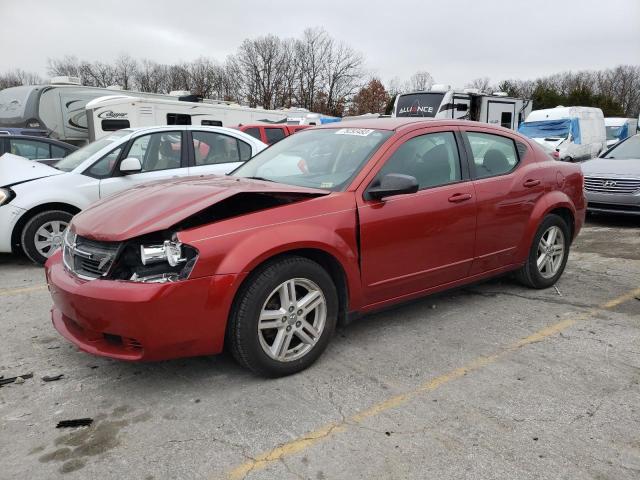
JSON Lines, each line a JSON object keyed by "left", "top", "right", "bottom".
{"left": 335, "top": 128, "right": 374, "bottom": 136}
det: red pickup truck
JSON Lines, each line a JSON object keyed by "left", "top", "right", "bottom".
{"left": 236, "top": 124, "right": 309, "bottom": 145}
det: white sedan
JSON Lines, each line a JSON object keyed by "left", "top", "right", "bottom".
{"left": 0, "top": 125, "right": 266, "bottom": 264}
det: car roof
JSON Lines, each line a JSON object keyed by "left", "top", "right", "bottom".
{"left": 312, "top": 118, "right": 494, "bottom": 132}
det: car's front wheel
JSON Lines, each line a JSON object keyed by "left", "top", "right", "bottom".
{"left": 516, "top": 214, "right": 570, "bottom": 289}
{"left": 228, "top": 256, "right": 338, "bottom": 377}
{"left": 21, "top": 210, "right": 73, "bottom": 265}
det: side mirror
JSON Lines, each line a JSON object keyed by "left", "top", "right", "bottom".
{"left": 119, "top": 157, "right": 142, "bottom": 174}
{"left": 367, "top": 173, "right": 419, "bottom": 200}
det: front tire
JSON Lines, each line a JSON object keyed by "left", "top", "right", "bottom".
{"left": 21, "top": 210, "right": 73, "bottom": 265}
{"left": 227, "top": 256, "right": 338, "bottom": 377}
{"left": 516, "top": 214, "right": 570, "bottom": 289}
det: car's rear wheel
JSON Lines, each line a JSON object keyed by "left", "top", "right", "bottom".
{"left": 21, "top": 210, "right": 73, "bottom": 265}
{"left": 228, "top": 256, "right": 338, "bottom": 377}
{"left": 516, "top": 214, "right": 570, "bottom": 289}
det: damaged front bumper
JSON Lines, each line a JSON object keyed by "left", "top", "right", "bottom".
{"left": 45, "top": 250, "right": 246, "bottom": 361}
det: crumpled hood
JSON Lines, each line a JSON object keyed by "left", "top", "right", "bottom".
{"left": 581, "top": 158, "right": 640, "bottom": 177}
{"left": 0, "top": 153, "right": 63, "bottom": 186}
{"left": 72, "top": 175, "right": 329, "bottom": 241}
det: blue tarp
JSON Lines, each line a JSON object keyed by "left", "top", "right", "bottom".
{"left": 518, "top": 119, "right": 582, "bottom": 145}
{"left": 617, "top": 123, "right": 629, "bottom": 140}
{"left": 320, "top": 116, "right": 341, "bottom": 124}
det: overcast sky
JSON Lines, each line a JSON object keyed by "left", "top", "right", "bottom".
{"left": 1, "top": 0, "right": 638, "bottom": 87}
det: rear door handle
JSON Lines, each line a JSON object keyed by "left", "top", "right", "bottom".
{"left": 523, "top": 179, "right": 541, "bottom": 187}
{"left": 448, "top": 193, "right": 472, "bottom": 203}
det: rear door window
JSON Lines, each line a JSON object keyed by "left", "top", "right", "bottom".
{"left": 465, "top": 132, "right": 519, "bottom": 179}
{"left": 265, "top": 128, "right": 286, "bottom": 144}
{"left": 9, "top": 139, "right": 51, "bottom": 159}
{"left": 243, "top": 128, "right": 262, "bottom": 140}
{"left": 192, "top": 131, "right": 246, "bottom": 165}
{"left": 51, "top": 145, "right": 69, "bottom": 158}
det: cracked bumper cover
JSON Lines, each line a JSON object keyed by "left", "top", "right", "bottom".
{"left": 45, "top": 250, "right": 246, "bottom": 361}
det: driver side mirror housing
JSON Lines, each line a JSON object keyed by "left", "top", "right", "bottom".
{"left": 367, "top": 173, "right": 419, "bottom": 200}
{"left": 119, "top": 157, "right": 142, "bottom": 174}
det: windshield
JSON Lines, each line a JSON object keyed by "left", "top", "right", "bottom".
{"left": 518, "top": 119, "right": 571, "bottom": 139}
{"left": 605, "top": 124, "right": 629, "bottom": 141}
{"left": 55, "top": 130, "right": 131, "bottom": 172}
{"left": 395, "top": 93, "right": 444, "bottom": 117}
{"left": 601, "top": 135, "right": 640, "bottom": 160}
{"left": 0, "top": 86, "right": 36, "bottom": 121}
{"left": 232, "top": 128, "right": 393, "bottom": 191}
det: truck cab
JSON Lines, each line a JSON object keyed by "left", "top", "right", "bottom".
{"left": 236, "top": 124, "right": 309, "bottom": 145}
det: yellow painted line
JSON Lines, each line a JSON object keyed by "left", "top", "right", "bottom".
{"left": 0, "top": 284, "right": 47, "bottom": 297}
{"left": 225, "top": 287, "right": 640, "bottom": 480}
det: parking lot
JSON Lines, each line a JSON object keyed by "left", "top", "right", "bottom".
{"left": 0, "top": 215, "right": 638, "bottom": 480}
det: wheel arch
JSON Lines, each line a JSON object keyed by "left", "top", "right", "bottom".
{"left": 515, "top": 192, "right": 577, "bottom": 262}
{"left": 229, "top": 247, "right": 353, "bottom": 329}
{"left": 11, "top": 202, "right": 81, "bottom": 253}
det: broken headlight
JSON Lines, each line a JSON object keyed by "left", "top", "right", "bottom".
{"left": 141, "top": 240, "right": 185, "bottom": 268}
{"left": 129, "top": 240, "right": 198, "bottom": 283}
{"left": 109, "top": 236, "right": 198, "bottom": 283}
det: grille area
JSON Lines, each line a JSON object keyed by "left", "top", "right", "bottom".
{"left": 63, "top": 234, "right": 120, "bottom": 279}
{"left": 584, "top": 176, "right": 640, "bottom": 194}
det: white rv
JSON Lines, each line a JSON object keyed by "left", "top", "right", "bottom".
{"left": 0, "top": 77, "right": 191, "bottom": 145}
{"left": 518, "top": 106, "right": 606, "bottom": 162}
{"left": 86, "top": 95, "right": 287, "bottom": 141}
{"left": 392, "top": 84, "right": 532, "bottom": 130}
{"left": 604, "top": 117, "right": 638, "bottom": 148}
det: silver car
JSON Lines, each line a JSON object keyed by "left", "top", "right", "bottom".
{"left": 582, "top": 134, "right": 640, "bottom": 216}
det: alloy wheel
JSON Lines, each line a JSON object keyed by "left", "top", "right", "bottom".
{"left": 258, "top": 278, "right": 327, "bottom": 362}
{"left": 34, "top": 220, "right": 68, "bottom": 258}
{"left": 536, "top": 225, "right": 565, "bottom": 279}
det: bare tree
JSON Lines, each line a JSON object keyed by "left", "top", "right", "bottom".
{"left": 466, "top": 77, "right": 492, "bottom": 92}
{"left": 114, "top": 54, "right": 138, "bottom": 90}
{"left": 134, "top": 59, "right": 166, "bottom": 93}
{"left": 408, "top": 71, "right": 434, "bottom": 91}
{"left": 234, "top": 35, "right": 292, "bottom": 109}
{"left": 323, "top": 42, "right": 364, "bottom": 116}
{"left": 0, "top": 69, "right": 42, "bottom": 90}
{"left": 47, "top": 55, "right": 81, "bottom": 78}
{"left": 295, "top": 27, "right": 332, "bottom": 110}
{"left": 79, "top": 61, "right": 118, "bottom": 87}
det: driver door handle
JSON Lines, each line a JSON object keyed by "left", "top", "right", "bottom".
{"left": 523, "top": 179, "right": 541, "bottom": 187}
{"left": 448, "top": 193, "right": 472, "bottom": 203}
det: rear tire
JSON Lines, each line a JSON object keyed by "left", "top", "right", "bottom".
{"left": 516, "top": 214, "right": 570, "bottom": 289}
{"left": 227, "top": 256, "right": 338, "bottom": 377}
{"left": 21, "top": 210, "right": 73, "bottom": 265}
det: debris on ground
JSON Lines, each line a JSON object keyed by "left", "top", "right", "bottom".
{"left": 0, "top": 373, "right": 34, "bottom": 387}
{"left": 42, "top": 374, "right": 64, "bottom": 382}
{"left": 56, "top": 418, "right": 93, "bottom": 428}
{"left": 554, "top": 286, "right": 563, "bottom": 296}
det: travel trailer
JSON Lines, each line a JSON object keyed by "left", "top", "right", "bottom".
{"left": 392, "top": 84, "right": 532, "bottom": 130}
{"left": 0, "top": 77, "right": 287, "bottom": 145}
{"left": 604, "top": 117, "right": 638, "bottom": 148}
{"left": 86, "top": 95, "right": 287, "bottom": 141}
{"left": 0, "top": 77, "right": 187, "bottom": 145}
{"left": 518, "top": 106, "right": 606, "bottom": 162}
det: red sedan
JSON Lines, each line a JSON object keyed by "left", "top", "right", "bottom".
{"left": 45, "top": 119, "right": 586, "bottom": 377}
